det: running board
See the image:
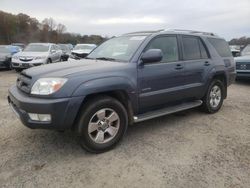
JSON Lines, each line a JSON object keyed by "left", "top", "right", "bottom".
{"left": 134, "top": 100, "right": 203, "bottom": 123}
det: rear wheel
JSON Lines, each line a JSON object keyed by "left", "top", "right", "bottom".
{"left": 76, "top": 96, "right": 128, "bottom": 153}
{"left": 201, "top": 79, "right": 225, "bottom": 113}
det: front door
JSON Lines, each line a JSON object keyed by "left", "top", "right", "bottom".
{"left": 138, "top": 35, "right": 186, "bottom": 112}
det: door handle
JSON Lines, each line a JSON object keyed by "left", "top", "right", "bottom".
{"left": 204, "top": 61, "right": 210, "bottom": 66}
{"left": 175, "top": 64, "right": 183, "bottom": 70}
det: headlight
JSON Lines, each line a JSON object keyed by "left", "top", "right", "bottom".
{"left": 12, "top": 56, "right": 19, "bottom": 60}
{"left": 31, "top": 78, "right": 67, "bottom": 95}
{"left": 35, "top": 56, "right": 46, "bottom": 60}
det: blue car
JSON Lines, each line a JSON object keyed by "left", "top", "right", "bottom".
{"left": 7, "top": 45, "right": 22, "bottom": 55}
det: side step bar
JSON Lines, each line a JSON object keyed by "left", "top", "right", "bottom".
{"left": 134, "top": 100, "right": 203, "bottom": 123}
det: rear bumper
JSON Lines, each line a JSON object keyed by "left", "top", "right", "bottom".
{"left": 8, "top": 86, "right": 84, "bottom": 130}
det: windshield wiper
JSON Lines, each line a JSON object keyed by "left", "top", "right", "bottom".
{"left": 95, "top": 57, "right": 117, "bottom": 61}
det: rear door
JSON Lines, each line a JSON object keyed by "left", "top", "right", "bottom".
{"left": 180, "top": 35, "right": 212, "bottom": 99}
{"left": 138, "top": 35, "right": 186, "bottom": 112}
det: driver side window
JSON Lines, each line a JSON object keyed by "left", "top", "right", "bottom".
{"left": 145, "top": 36, "right": 179, "bottom": 63}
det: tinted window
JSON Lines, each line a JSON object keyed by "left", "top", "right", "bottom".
{"left": 208, "top": 38, "right": 232, "bottom": 57}
{"left": 199, "top": 40, "right": 209, "bottom": 59}
{"left": 183, "top": 37, "right": 201, "bottom": 60}
{"left": 24, "top": 44, "right": 49, "bottom": 52}
{"left": 145, "top": 36, "right": 179, "bottom": 62}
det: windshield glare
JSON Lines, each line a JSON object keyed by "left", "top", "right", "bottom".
{"left": 24, "top": 44, "right": 49, "bottom": 52}
{"left": 242, "top": 45, "right": 250, "bottom": 56}
{"left": 88, "top": 36, "right": 147, "bottom": 61}
{"left": 74, "top": 45, "right": 96, "bottom": 50}
{"left": 0, "top": 46, "right": 10, "bottom": 53}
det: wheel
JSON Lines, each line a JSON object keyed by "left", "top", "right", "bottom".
{"left": 201, "top": 79, "right": 225, "bottom": 113}
{"left": 76, "top": 96, "right": 128, "bottom": 153}
{"left": 15, "top": 68, "right": 22, "bottom": 72}
{"left": 46, "top": 59, "right": 52, "bottom": 64}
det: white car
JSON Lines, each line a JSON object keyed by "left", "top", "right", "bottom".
{"left": 71, "top": 44, "right": 96, "bottom": 59}
{"left": 12, "top": 43, "right": 62, "bottom": 71}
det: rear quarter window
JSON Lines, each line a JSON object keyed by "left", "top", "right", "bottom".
{"left": 208, "top": 38, "right": 232, "bottom": 57}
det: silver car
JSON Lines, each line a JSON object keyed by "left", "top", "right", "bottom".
{"left": 235, "top": 44, "right": 250, "bottom": 79}
{"left": 12, "top": 43, "right": 62, "bottom": 71}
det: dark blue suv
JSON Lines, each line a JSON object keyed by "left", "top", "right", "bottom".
{"left": 8, "top": 29, "right": 236, "bottom": 153}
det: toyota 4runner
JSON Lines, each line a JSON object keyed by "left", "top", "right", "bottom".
{"left": 8, "top": 29, "right": 236, "bottom": 153}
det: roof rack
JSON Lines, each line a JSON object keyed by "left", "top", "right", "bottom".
{"left": 165, "top": 29, "right": 217, "bottom": 36}
{"left": 124, "top": 29, "right": 164, "bottom": 35}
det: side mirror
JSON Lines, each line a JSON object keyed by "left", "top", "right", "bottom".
{"left": 51, "top": 50, "right": 56, "bottom": 54}
{"left": 141, "top": 49, "right": 163, "bottom": 64}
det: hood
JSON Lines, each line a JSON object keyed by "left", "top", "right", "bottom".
{"left": 0, "top": 52, "right": 11, "bottom": 57}
{"left": 72, "top": 49, "right": 92, "bottom": 54}
{"left": 234, "top": 55, "right": 250, "bottom": 62}
{"left": 23, "top": 59, "right": 129, "bottom": 78}
{"left": 14, "top": 51, "right": 49, "bottom": 57}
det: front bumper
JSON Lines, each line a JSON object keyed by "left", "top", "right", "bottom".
{"left": 8, "top": 86, "right": 84, "bottom": 130}
{"left": 236, "top": 70, "right": 250, "bottom": 78}
{"left": 11, "top": 59, "right": 46, "bottom": 69}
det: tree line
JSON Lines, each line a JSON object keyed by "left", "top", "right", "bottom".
{"left": 0, "top": 10, "right": 107, "bottom": 45}
{"left": 229, "top": 37, "right": 250, "bottom": 46}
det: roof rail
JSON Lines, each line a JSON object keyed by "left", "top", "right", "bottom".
{"left": 165, "top": 29, "right": 217, "bottom": 36}
{"left": 124, "top": 29, "right": 164, "bottom": 35}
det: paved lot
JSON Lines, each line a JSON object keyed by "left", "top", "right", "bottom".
{"left": 0, "top": 69, "right": 250, "bottom": 188}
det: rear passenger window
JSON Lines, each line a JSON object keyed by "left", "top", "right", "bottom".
{"left": 182, "top": 36, "right": 201, "bottom": 60}
{"left": 183, "top": 36, "right": 209, "bottom": 60}
{"left": 145, "top": 36, "right": 179, "bottom": 63}
{"left": 208, "top": 38, "right": 232, "bottom": 57}
{"left": 199, "top": 40, "right": 209, "bottom": 59}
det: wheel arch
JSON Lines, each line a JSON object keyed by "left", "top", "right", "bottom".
{"left": 72, "top": 89, "right": 135, "bottom": 131}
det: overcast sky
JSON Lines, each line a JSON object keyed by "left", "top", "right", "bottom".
{"left": 1, "top": 0, "right": 249, "bottom": 40}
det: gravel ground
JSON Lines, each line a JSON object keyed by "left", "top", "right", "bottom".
{"left": 0, "top": 69, "right": 250, "bottom": 188}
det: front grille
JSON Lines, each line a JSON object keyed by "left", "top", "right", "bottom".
{"left": 236, "top": 62, "right": 250, "bottom": 70}
{"left": 16, "top": 72, "right": 32, "bottom": 93}
{"left": 19, "top": 57, "right": 33, "bottom": 62}
{"left": 72, "top": 52, "right": 88, "bottom": 59}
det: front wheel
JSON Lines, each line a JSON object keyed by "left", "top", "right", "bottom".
{"left": 201, "top": 80, "right": 225, "bottom": 113}
{"left": 76, "top": 96, "right": 128, "bottom": 153}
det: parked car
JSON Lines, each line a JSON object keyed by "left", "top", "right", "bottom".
{"left": 11, "top": 43, "right": 26, "bottom": 50}
{"left": 67, "top": 44, "right": 74, "bottom": 50}
{"left": 229, "top": 45, "right": 241, "bottom": 57}
{"left": 11, "top": 43, "right": 62, "bottom": 71}
{"left": 8, "top": 30, "right": 235, "bottom": 153}
{"left": 0, "top": 45, "right": 12, "bottom": 69}
{"left": 235, "top": 44, "right": 250, "bottom": 79}
{"left": 8, "top": 45, "right": 22, "bottom": 54}
{"left": 71, "top": 44, "right": 96, "bottom": 59}
{"left": 58, "top": 44, "right": 71, "bottom": 61}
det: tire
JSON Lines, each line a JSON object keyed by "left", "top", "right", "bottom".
{"left": 76, "top": 96, "right": 128, "bottom": 153}
{"left": 46, "top": 59, "right": 52, "bottom": 64}
{"left": 15, "top": 68, "right": 22, "bottom": 72}
{"left": 201, "top": 79, "right": 225, "bottom": 113}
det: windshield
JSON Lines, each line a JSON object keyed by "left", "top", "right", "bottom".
{"left": 241, "top": 45, "right": 250, "bottom": 56}
{"left": 58, "top": 44, "right": 69, "bottom": 51}
{"left": 74, "top": 44, "right": 96, "bottom": 50}
{"left": 88, "top": 35, "right": 147, "bottom": 61}
{"left": 0, "top": 46, "right": 10, "bottom": 53}
{"left": 24, "top": 44, "right": 49, "bottom": 52}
